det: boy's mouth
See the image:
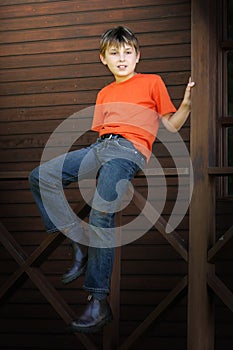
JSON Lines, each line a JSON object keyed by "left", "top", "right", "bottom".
{"left": 117, "top": 65, "right": 127, "bottom": 70}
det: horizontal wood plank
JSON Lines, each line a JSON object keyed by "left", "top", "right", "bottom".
{"left": 0, "top": 0, "right": 188, "bottom": 19}
{"left": 0, "top": 31, "right": 190, "bottom": 56}
{"left": 0, "top": 17, "right": 190, "bottom": 44}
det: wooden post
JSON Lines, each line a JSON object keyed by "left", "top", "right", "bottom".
{"left": 188, "top": 0, "right": 217, "bottom": 349}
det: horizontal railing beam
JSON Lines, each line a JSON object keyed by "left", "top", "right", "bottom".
{"left": 0, "top": 168, "right": 189, "bottom": 180}
{"left": 208, "top": 167, "right": 233, "bottom": 175}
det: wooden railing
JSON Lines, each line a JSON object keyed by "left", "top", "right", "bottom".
{"left": 2, "top": 168, "right": 232, "bottom": 349}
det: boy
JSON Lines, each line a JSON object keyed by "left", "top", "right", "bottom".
{"left": 29, "top": 26, "right": 195, "bottom": 333}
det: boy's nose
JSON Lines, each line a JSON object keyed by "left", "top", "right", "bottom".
{"left": 119, "top": 52, "right": 125, "bottom": 61}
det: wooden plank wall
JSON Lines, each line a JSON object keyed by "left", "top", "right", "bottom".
{"left": 0, "top": 0, "right": 191, "bottom": 349}
{"left": 215, "top": 202, "right": 233, "bottom": 349}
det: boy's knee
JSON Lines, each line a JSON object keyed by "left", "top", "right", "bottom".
{"left": 28, "top": 166, "right": 39, "bottom": 185}
{"left": 89, "top": 209, "right": 113, "bottom": 227}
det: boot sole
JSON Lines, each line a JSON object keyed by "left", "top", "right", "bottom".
{"left": 70, "top": 314, "right": 113, "bottom": 333}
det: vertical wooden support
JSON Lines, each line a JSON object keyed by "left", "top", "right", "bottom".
{"left": 188, "top": 1, "right": 217, "bottom": 349}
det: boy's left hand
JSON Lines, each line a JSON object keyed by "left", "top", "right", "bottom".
{"left": 183, "top": 77, "right": 195, "bottom": 107}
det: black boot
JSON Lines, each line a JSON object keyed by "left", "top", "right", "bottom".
{"left": 70, "top": 295, "right": 113, "bottom": 333}
{"left": 62, "top": 241, "right": 88, "bottom": 284}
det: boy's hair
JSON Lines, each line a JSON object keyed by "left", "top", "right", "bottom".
{"left": 100, "top": 26, "right": 139, "bottom": 57}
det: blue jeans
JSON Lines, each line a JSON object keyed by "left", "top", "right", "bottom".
{"left": 29, "top": 135, "right": 146, "bottom": 294}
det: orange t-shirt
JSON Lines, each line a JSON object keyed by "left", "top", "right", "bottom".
{"left": 92, "top": 73, "right": 176, "bottom": 161}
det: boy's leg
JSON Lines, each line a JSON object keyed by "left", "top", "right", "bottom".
{"left": 70, "top": 156, "right": 143, "bottom": 333}
{"left": 28, "top": 145, "right": 99, "bottom": 240}
{"left": 29, "top": 145, "right": 100, "bottom": 284}
{"left": 84, "top": 156, "right": 142, "bottom": 290}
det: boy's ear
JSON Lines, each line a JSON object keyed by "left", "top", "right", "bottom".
{"left": 100, "top": 54, "right": 107, "bottom": 65}
{"left": 136, "top": 51, "right": 140, "bottom": 63}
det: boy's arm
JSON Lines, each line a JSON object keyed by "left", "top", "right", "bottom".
{"left": 161, "top": 78, "right": 195, "bottom": 132}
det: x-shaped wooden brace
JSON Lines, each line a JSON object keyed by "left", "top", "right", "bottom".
{"left": 0, "top": 168, "right": 190, "bottom": 350}
{"left": 207, "top": 224, "right": 233, "bottom": 313}
{"left": 118, "top": 184, "right": 189, "bottom": 350}
{"left": 0, "top": 204, "right": 98, "bottom": 350}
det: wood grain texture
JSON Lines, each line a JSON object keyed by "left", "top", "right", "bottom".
{"left": 0, "top": 1, "right": 195, "bottom": 349}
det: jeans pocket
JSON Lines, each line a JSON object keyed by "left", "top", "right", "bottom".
{"left": 114, "top": 138, "right": 146, "bottom": 168}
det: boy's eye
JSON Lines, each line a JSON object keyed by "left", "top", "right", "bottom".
{"left": 108, "top": 48, "right": 133, "bottom": 55}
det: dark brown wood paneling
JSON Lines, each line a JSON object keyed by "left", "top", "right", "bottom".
{"left": 0, "top": 1, "right": 191, "bottom": 349}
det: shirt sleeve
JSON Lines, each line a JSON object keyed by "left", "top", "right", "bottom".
{"left": 152, "top": 75, "right": 177, "bottom": 117}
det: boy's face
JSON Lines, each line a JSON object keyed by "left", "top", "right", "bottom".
{"left": 100, "top": 44, "right": 140, "bottom": 83}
